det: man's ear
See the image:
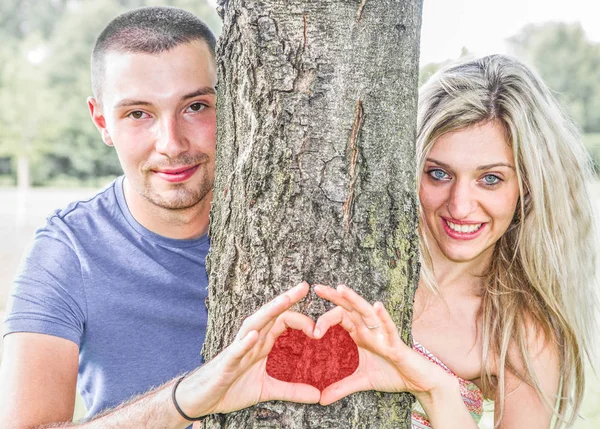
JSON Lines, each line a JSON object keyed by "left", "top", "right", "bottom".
{"left": 87, "top": 96, "right": 113, "bottom": 147}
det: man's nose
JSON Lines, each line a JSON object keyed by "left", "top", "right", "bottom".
{"left": 447, "top": 181, "right": 477, "bottom": 219}
{"left": 155, "top": 116, "right": 189, "bottom": 158}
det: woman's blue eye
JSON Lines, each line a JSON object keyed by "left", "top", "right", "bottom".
{"left": 483, "top": 174, "right": 500, "bottom": 185}
{"left": 429, "top": 169, "right": 449, "bottom": 180}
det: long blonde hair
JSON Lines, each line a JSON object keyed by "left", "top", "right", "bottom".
{"left": 417, "top": 54, "right": 598, "bottom": 427}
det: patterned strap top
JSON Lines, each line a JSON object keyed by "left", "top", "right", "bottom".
{"left": 411, "top": 341, "right": 484, "bottom": 428}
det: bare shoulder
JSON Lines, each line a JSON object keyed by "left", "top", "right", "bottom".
{"left": 0, "top": 333, "right": 79, "bottom": 428}
{"left": 492, "top": 317, "right": 560, "bottom": 428}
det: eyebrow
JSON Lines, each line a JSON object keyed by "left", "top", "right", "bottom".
{"left": 426, "top": 158, "right": 516, "bottom": 171}
{"left": 182, "top": 87, "right": 216, "bottom": 99}
{"left": 113, "top": 86, "right": 216, "bottom": 109}
{"left": 477, "top": 162, "right": 516, "bottom": 171}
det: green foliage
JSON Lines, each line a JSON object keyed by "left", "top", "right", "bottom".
{"left": 419, "top": 47, "right": 471, "bottom": 86}
{"left": 0, "top": 0, "right": 221, "bottom": 187}
{"left": 507, "top": 22, "right": 600, "bottom": 133}
{"left": 583, "top": 133, "right": 600, "bottom": 173}
{"left": 419, "top": 61, "right": 444, "bottom": 87}
{"left": 0, "top": 0, "right": 69, "bottom": 41}
{"left": 0, "top": 34, "right": 59, "bottom": 167}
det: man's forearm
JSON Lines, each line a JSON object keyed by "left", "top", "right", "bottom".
{"left": 37, "top": 379, "right": 191, "bottom": 429}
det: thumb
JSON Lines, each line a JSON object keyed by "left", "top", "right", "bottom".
{"left": 319, "top": 373, "right": 371, "bottom": 406}
{"left": 262, "top": 377, "right": 320, "bottom": 404}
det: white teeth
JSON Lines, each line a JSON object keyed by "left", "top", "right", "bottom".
{"left": 446, "top": 221, "right": 482, "bottom": 233}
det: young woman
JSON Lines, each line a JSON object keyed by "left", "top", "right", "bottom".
{"left": 313, "top": 54, "right": 598, "bottom": 428}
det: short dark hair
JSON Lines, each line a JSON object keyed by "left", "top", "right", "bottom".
{"left": 91, "top": 6, "right": 216, "bottom": 101}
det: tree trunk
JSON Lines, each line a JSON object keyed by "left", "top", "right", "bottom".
{"left": 202, "top": 0, "right": 423, "bottom": 427}
{"left": 16, "top": 153, "right": 30, "bottom": 190}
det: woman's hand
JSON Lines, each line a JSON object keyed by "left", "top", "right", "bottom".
{"left": 313, "top": 284, "right": 455, "bottom": 406}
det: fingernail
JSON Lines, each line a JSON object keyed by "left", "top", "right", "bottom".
{"left": 314, "top": 328, "right": 321, "bottom": 338}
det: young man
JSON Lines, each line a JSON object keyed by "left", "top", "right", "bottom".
{"left": 0, "top": 7, "right": 319, "bottom": 428}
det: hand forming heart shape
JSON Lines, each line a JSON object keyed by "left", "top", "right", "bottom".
{"left": 266, "top": 325, "right": 359, "bottom": 391}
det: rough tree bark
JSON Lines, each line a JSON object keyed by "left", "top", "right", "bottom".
{"left": 202, "top": 0, "right": 423, "bottom": 427}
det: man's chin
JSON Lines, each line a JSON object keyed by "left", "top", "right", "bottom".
{"left": 144, "top": 187, "right": 211, "bottom": 211}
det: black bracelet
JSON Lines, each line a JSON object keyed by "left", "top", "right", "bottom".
{"left": 172, "top": 374, "right": 204, "bottom": 421}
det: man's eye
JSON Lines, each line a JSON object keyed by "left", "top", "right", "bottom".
{"left": 128, "top": 111, "right": 148, "bottom": 119}
{"left": 188, "top": 102, "right": 206, "bottom": 112}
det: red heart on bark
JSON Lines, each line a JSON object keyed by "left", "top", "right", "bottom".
{"left": 266, "top": 324, "right": 359, "bottom": 391}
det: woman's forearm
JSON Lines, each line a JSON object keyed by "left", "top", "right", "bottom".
{"left": 414, "top": 378, "right": 479, "bottom": 429}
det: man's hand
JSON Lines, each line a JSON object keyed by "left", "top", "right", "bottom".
{"left": 176, "top": 281, "right": 321, "bottom": 418}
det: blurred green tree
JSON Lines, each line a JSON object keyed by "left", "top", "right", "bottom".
{"left": 0, "top": 0, "right": 68, "bottom": 187}
{"left": 0, "top": 0, "right": 68, "bottom": 41}
{"left": 508, "top": 22, "right": 600, "bottom": 133}
{"left": 419, "top": 47, "right": 471, "bottom": 86}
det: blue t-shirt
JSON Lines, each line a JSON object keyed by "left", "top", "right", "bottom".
{"left": 3, "top": 176, "right": 209, "bottom": 419}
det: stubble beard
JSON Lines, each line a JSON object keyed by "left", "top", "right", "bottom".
{"left": 141, "top": 156, "right": 214, "bottom": 211}
{"left": 143, "top": 175, "right": 213, "bottom": 211}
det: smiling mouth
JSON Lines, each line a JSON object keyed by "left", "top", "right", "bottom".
{"left": 153, "top": 165, "right": 200, "bottom": 183}
{"left": 156, "top": 165, "right": 198, "bottom": 174}
{"left": 445, "top": 220, "right": 483, "bottom": 233}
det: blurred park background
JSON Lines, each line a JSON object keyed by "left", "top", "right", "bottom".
{"left": 0, "top": 0, "right": 599, "bottom": 427}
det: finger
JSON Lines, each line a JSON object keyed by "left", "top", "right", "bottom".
{"left": 313, "top": 284, "right": 354, "bottom": 312}
{"left": 238, "top": 282, "right": 309, "bottom": 340}
{"left": 268, "top": 311, "right": 316, "bottom": 342}
{"left": 314, "top": 306, "right": 343, "bottom": 339}
{"left": 319, "top": 373, "right": 371, "bottom": 406}
{"left": 314, "top": 284, "right": 366, "bottom": 334}
{"left": 337, "top": 285, "right": 380, "bottom": 329}
{"left": 314, "top": 306, "right": 356, "bottom": 339}
{"left": 226, "top": 311, "right": 315, "bottom": 371}
{"left": 254, "top": 318, "right": 278, "bottom": 347}
{"left": 374, "top": 301, "right": 402, "bottom": 347}
{"left": 262, "top": 377, "right": 321, "bottom": 404}
{"left": 284, "top": 280, "right": 311, "bottom": 304}
{"left": 316, "top": 284, "right": 374, "bottom": 329}
{"left": 226, "top": 329, "right": 260, "bottom": 364}
{"left": 255, "top": 311, "right": 316, "bottom": 357}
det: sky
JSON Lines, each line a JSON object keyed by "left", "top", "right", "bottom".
{"left": 206, "top": 0, "right": 600, "bottom": 66}
{"left": 419, "top": 0, "right": 600, "bottom": 64}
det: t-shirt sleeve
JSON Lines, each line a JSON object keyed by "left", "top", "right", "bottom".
{"left": 3, "top": 218, "right": 86, "bottom": 347}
